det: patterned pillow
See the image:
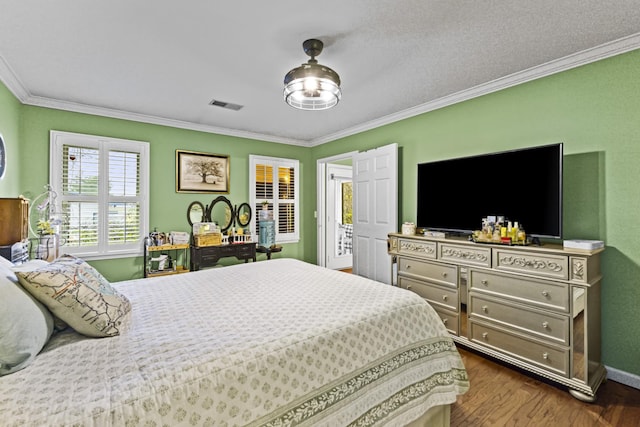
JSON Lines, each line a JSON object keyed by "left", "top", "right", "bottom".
{"left": 16, "top": 255, "right": 131, "bottom": 338}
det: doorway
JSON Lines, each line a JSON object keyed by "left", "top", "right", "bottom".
{"left": 317, "top": 151, "right": 356, "bottom": 270}
{"left": 316, "top": 143, "right": 398, "bottom": 283}
{"left": 326, "top": 163, "right": 353, "bottom": 270}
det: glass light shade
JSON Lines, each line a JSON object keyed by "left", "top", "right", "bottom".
{"left": 284, "top": 62, "right": 341, "bottom": 110}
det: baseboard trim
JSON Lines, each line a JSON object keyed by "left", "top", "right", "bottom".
{"left": 606, "top": 365, "right": 640, "bottom": 390}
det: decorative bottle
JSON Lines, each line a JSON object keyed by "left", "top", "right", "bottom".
{"left": 516, "top": 224, "right": 526, "bottom": 244}
{"left": 511, "top": 221, "right": 519, "bottom": 242}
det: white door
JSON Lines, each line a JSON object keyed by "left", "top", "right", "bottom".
{"left": 352, "top": 143, "right": 398, "bottom": 284}
{"left": 326, "top": 164, "right": 352, "bottom": 270}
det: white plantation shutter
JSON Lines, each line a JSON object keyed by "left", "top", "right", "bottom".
{"left": 249, "top": 155, "right": 299, "bottom": 243}
{"left": 108, "top": 150, "right": 141, "bottom": 245}
{"left": 255, "top": 163, "right": 274, "bottom": 205}
{"left": 277, "top": 165, "right": 295, "bottom": 234}
{"left": 50, "top": 131, "right": 149, "bottom": 259}
{"left": 61, "top": 144, "right": 100, "bottom": 248}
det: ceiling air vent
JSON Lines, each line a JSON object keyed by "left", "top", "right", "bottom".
{"left": 209, "top": 99, "right": 243, "bottom": 111}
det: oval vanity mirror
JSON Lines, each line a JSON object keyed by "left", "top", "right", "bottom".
{"left": 207, "top": 196, "right": 234, "bottom": 233}
{"left": 187, "top": 201, "right": 206, "bottom": 226}
{"left": 236, "top": 203, "right": 252, "bottom": 227}
{"left": 0, "top": 133, "right": 6, "bottom": 179}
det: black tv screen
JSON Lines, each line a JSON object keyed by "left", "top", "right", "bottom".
{"left": 416, "top": 143, "right": 563, "bottom": 239}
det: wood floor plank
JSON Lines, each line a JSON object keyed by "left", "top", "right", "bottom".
{"left": 451, "top": 347, "right": 640, "bottom": 426}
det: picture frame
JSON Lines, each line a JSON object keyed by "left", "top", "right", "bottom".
{"left": 176, "top": 150, "right": 230, "bottom": 193}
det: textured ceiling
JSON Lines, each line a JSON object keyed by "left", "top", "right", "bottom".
{"left": 1, "top": 1, "right": 639, "bottom": 146}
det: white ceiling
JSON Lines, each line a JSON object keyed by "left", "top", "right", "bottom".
{"left": 1, "top": 1, "right": 640, "bottom": 147}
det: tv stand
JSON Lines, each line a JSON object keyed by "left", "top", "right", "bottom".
{"left": 388, "top": 232, "right": 605, "bottom": 401}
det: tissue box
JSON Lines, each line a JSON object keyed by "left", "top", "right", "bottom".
{"left": 193, "top": 222, "right": 220, "bottom": 235}
{"left": 170, "top": 231, "right": 190, "bottom": 245}
{"left": 563, "top": 240, "right": 604, "bottom": 250}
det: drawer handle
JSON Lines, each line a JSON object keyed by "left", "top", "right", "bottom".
{"left": 442, "top": 318, "right": 448, "bottom": 325}
{"left": 482, "top": 305, "right": 488, "bottom": 313}
{"left": 542, "top": 321, "right": 549, "bottom": 329}
{"left": 541, "top": 290, "right": 549, "bottom": 297}
{"left": 441, "top": 272, "right": 447, "bottom": 278}
{"left": 482, "top": 332, "right": 489, "bottom": 340}
{"left": 542, "top": 352, "right": 549, "bottom": 360}
{"left": 442, "top": 295, "right": 448, "bottom": 301}
{"left": 481, "top": 279, "right": 488, "bottom": 285}
{"left": 407, "top": 285, "right": 412, "bottom": 290}
{"left": 406, "top": 264, "right": 411, "bottom": 269}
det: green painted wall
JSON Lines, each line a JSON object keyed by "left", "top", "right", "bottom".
{"left": 311, "top": 50, "right": 640, "bottom": 376}
{"left": 11, "top": 105, "right": 311, "bottom": 281}
{"left": 1, "top": 48, "right": 639, "bottom": 376}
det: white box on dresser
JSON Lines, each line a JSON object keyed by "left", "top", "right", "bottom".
{"left": 388, "top": 232, "right": 605, "bottom": 402}
{"left": 563, "top": 239, "right": 604, "bottom": 250}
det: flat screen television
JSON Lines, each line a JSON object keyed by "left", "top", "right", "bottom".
{"left": 416, "top": 143, "right": 563, "bottom": 239}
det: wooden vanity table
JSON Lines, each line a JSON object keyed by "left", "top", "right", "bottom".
{"left": 190, "top": 242, "right": 256, "bottom": 271}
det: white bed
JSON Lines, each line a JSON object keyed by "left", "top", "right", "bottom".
{"left": 0, "top": 257, "right": 468, "bottom": 426}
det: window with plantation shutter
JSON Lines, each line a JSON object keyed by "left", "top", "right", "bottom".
{"left": 249, "top": 155, "right": 299, "bottom": 243}
{"left": 50, "top": 131, "right": 149, "bottom": 259}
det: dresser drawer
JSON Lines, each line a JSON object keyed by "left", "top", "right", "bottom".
{"left": 234, "top": 243, "right": 257, "bottom": 257}
{"left": 470, "top": 320, "right": 570, "bottom": 377}
{"left": 493, "top": 248, "right": 569, "bottom": 280}
{"left": 469, "top": 294, "right": 569, "bottom": 345}
{"left": 191, "top": 243, "right": 256, "bottom": 270}
{"left": 399, "top": 277, "right": 458, "bottom": 312}
{"left": 398, "top": 257, "right": 457, "bottom": 287}
{"left": 439, "top": 243, "right": 491, "bottom": 268}
{"left": 469, "top": 270, "right": 569, "bottom": 313}
{"left": 397, "top": 238, "right": 437, "bottom": 259}
{"left": 434, "top": 307, "right": 459, "bottom": 336}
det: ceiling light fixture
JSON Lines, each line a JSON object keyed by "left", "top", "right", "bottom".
{"left": 283, "top": 39, "right": 341, "bottom": 110}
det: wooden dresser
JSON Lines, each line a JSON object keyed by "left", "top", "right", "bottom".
{"left": 0, "top": 197, "right": 29, "bottom": 246}
{"left": 388, "top": 232, "right": 605, "bottom": 402}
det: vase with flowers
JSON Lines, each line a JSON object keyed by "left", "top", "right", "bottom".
{"left": 37, "top": 219, "right": 54, "bottom": 236}
{"left": 36, "top": 219, "right": 59, "bottom": 261}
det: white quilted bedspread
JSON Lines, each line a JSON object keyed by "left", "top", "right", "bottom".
{"left": 0, "top": 258, "right": 468, "bottom": 426}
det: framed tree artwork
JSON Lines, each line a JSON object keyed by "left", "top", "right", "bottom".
{"left": 176, "top": 150, "right": 230, "bottom": 193}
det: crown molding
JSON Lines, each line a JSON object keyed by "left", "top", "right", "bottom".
{"left": 308, "top": 32, "right": 640, "bottom": 147}
{"left": 2, "top": 33, "right": 639, "bottom": 148}
{"left": 0, "top": 55, "right": 29, "bottom": 101}
{"left": 20, "top": 95, "right": 310, "bottom": 147}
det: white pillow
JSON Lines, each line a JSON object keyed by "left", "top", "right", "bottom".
{"left": 12, "top": 259, "right": 50, "bottom": 271}
{"left": 0, "top": 255, "right": 14, "bottom": 269}
{"left": 10, "top": 259, "right": 50, "bottom": 278}
{"left": 0, "top": 268, "right": 54, "bottom": 376}
{"left": 16, "top": 255, "right": 131, "bottom": 337}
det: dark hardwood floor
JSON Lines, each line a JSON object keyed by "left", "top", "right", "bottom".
{"left": 451, "top": 347, "right": 640, "bottom": 426}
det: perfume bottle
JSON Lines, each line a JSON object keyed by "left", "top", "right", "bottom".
{"left": 516, "top": 224, "right": 526, "bottom": 243}
{"left": 511, "top": 221, "right": 519, "bottom": 242}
